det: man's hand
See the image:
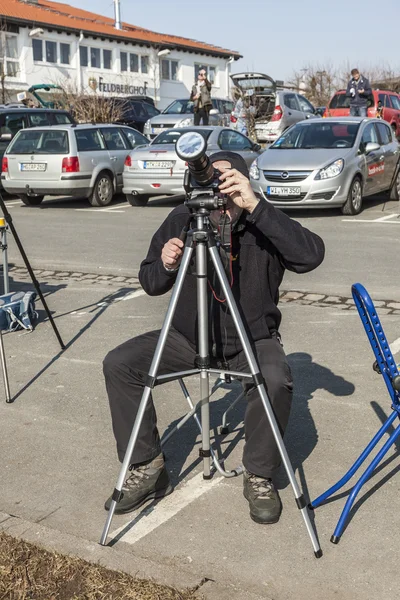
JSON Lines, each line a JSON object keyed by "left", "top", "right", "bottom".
{"left": 218, "top": 168, "right": 259, "bottom": 213}
{"left": 161, "top": 238, "right": 184, "bottom": 270}
{"left": 359, "top": 88, "right": 364, "bottom": 94}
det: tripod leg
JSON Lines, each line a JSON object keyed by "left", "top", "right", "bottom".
{"left": 100, "top": 242, "right": 195, "bottom": 546}
{"left": 0, "top": 331, "right": 11, "bottom": 403}
{"left": 208, "top": 244, "right": 322, "bottom": 558}
{"left": 0, "top": 193, "right": 64, "bottom": 350}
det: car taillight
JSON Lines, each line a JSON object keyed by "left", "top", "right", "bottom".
{"left": 271, "top": 105, "right": 283, "bottom": 121}
{"left": 124, "top": 155, "right": 132, "bottom": 167}
{"left": 62, "top": 157, "right": 80, "bottom": 173}
{"left": 230, "top": 114, "right": 237, "bottom": 123}
{"left": 1, "top": 157, "right": 8, "bottom": 173}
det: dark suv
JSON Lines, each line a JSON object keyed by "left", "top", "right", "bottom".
{"left": 0, "top": 108, "right": 76, "bottom": 189}
{"left": 110, "top": 98, "right": 160, "bottom": 133}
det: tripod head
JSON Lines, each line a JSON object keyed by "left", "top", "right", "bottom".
{"left": 176, "top": 131, "right": 228, "bottom": 212}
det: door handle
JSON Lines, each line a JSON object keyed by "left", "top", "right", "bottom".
{"left": 110, "top": 156, "right": 117, "bottom": 162}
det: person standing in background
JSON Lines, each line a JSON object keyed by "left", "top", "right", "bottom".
{"left": 346, "top": 69, "right": 372, "bottom": 117}
{"left": 191, "top": 69, "right": 212, "bottom": 125}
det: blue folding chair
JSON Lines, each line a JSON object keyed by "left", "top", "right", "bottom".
{"left": 310, "top": 283, "right": 400, "bottom": 544}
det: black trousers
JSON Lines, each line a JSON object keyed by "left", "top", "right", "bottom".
{"left": 194, "top": 108, "right": 209, "bottom": 126}
{"left": 103, "top": 329, "right": 293, "bottom": 479}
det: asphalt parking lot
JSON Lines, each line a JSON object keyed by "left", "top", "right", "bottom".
{"left": 0, "top": 193, "right": 399, "bottom": 599}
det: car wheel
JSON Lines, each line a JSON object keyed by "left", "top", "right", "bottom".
{"left": 89, "top": 172, "right": 113, "bottom": 207}
{"left": 389, "top": 167, "right": 400, "bottom": 200}
{"left": 19, "top": 194, "right": 44, "bottom": 206}
{"left": 341, "top": 177, "right": 363, "bottom": 215}
{"left": 126, "top": 194, "right": 150, "bottom": 207}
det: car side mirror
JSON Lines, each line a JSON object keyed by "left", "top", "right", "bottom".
{"left": 365, "top": 142, "right": 380, "bottom": 154}
{"left": 209, "top": 108, "right": 218, "bottom": 115}
{"left": 0, "top": 133, "right": 12, "bottom": 142}
{"left": 253, "top": 143, "right": 261, "bottom": 152}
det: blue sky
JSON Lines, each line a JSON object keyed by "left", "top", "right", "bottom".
{"left": 67, "top": 0, "right": 399, "bottom": 80}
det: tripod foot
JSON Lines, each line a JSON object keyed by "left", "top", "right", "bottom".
{"left": 330, "top": 535, "right": 340, "bottom": 545}
{"left": 219, "top": 425, "right": 230, "bottom": 435}
{"left": 314, "top": 549, "right": 323, "bottom": 559}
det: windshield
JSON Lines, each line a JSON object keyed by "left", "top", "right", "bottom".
{"left": 8, "top": 129, "right": 69, "bottom": 154}
{"left": 271, "top": 121, "right": 361, "bottom": 150}
{"left": 329, "top": 94, "right": 351, "bottom": 109}
{"left": 152, "top": 128, "right": 212, "bottom": 145}
{"left": 163, "top": 100, "right": 194, "bottom": 115}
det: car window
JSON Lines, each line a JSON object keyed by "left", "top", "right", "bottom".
{"left": 376, "top": 122, "right": 392, "bottom": 145}
{"left": 272, "top": 121, "right": 360, "bottom": 149}
{"left": 221, "top": 100, "right": 234, "bottom": 114}
{"left": 131, "top": 102, "right": 147, "bottom": 119}
{"left": 390, "top": 95, "right": 400, "bottom": 110}
{"left": 152, "top": 128, "right": 212, "bottom": 145}
{"left": 53, "top": 113, "right": 74, "bottom": 125}
{"left": 329, "top": 94, "right": 351, "bottom": 109}
{"left": 28, "top": 112, "right": 52, "bottom": 127}
{"left": 218, "top": 130, "right": 253, "bottom": 151}
{"left": 121, "top": 127, "right": 148, "bottom": 149}
{"left": 8, "top": 129, "right": 69, "bottom": 154}
{"left": 75, "top": 129, "right": 106, "bottom": 152}
{"left": 162, "top": 100, "right": 194, "bottom": 115}
{"left": 144, "top": 104, "right": 159, "bottom": 117}
{"left": 360, "top": 122, "right": 379, "bottom": 149}
{"left": 101, "top": 127, "right": 128, "bottom": 150}
{"left": 297, "top": 95, "right": 315, "bottom": 114}
{"left": 378, "top": 93, "right": 392, "bottom": 108}
{"left": 211, "top": 99, "right": 220, "bottom": 112}
{"left": 0, "top": 112, "right": 26, "bottom": 137}
{"left": 283, "top": 94, "right": 299, "bottom": 111}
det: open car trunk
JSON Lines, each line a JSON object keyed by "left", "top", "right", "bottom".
{"left": 230, "top": 72, "right": 276, "bottom": 124}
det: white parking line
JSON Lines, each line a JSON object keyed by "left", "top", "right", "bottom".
{"left": 75, "top": 207, "right": 126, "bottom": 213}
{"left": 109, "top": 472, "right": 222, "bottom": 545}
{"left": 375, "top": 214, "right": 399, "bottom": 222}
{"left": 390, "top": 337, "right": 400, "bottom": 357}
{"left": 342, "top": 215, "right": 400, "bottom": 223}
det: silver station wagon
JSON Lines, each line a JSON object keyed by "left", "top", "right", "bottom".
{"left": 1, "top": 123, "right": 148, "bottom": 206}
{"left": 250, "top": 117, "right": 400, "bottom": 214}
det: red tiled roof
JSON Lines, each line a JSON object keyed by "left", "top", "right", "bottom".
{"left": 1, "top": 0, "right": 241, "bottom": 58}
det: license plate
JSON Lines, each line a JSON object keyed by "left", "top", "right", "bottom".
{"left": 144, "top": 161, "right": 174, "bottom": 169}
{"left": 20, "top": 163, "right": 46, "bottom": 171}
{"left": 151, "top": 128, "right": 162, "bottom": 134}
{"left": 267, "top": 186, "right": 301, "bottom": 197}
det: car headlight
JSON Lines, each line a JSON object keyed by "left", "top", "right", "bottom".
{"left": 144, "top": 119, "right": 151, "bottom": 130}
{"left": 315, "top": 159, "right": 344, "bottom": 180}
{"left": 249, "top": 159, "right": 260, "bottom": 180}
{"left": 175, "top": 117, "right": 193, "bottom": 128}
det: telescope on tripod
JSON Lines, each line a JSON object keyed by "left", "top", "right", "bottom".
{"left": 100, "top": 132, "right": 322, "bottom": 557}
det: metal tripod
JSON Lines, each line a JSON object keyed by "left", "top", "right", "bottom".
{"left": 100, "top": 208, "right": 322, "bottom": 557}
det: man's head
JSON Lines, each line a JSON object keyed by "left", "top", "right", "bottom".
{"left": 351, "top": 68, "right": 360, "bottom": 80}
{"left": 209, "top": 152, "right": 250, "bottom": 226}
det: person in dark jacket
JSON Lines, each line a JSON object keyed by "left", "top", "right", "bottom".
{"left": 190, "top": 69, "right": 212, "bottom": 125}
{"left": 346, "top": 68, "right": 372, "bottom": 117}
{"left": 103, "top": 152, "right": 325, "bottom": 524}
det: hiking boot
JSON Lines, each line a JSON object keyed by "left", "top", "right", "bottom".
{"left": 104, "top": 454, "right": 173, "bottom": 514}
{"left": 243, "top": 469, "right": 282, "bottom": 524}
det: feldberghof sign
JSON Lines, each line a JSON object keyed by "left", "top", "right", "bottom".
{"left": 97, "top": 77, "right": 148, "bottom": 96}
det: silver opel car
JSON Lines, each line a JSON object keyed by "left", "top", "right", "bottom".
{"left": 250, "top": 117, "right": 400, "bottom": 214}
{"left": 123, "top": 126, "right": 262, "bottom": 206}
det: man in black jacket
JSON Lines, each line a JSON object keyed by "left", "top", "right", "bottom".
{"left": 346, "top": 68, "right": 372, "bottom": 117}
{"left": 103, "top": 152, "right": 325, "bottom": 524}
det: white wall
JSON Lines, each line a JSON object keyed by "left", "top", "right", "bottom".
{"left": 4, "top": 25, "right": 233, "bottom": 108}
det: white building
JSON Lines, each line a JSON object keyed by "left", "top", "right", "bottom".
{"left": 1, "top": 0, "right": 241, "bottom": 109}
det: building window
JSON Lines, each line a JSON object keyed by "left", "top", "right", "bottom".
{"left": 80, "top": 46, "right": 88, "bottom": 67}
{"left": 45, "top": 40, "right": 57, "bottom": 63}
{"left": 60, "top": 43, "right": 70, "bottom": 65}
{"left": 1, "top": 34, "right": 19, "bottom": 77}
{"left": 141, "top": 55, "right": 149, "bottom": 74}
{"left": 32, "top": 38, "right": 43, "bottom": 62}
{"left": 120, "top": 51, "right": 128, "bottom": 72}
{"left": 195, "top": 64, "right": 216, "bottom": 85}
{"left": 130, "top": 53, "right": 139, "bottom": 73}
{"left": 90, "top": 47, "right": 101, "bottom": 69}
{"left": 103, "top": 49, "right": 112, "bottom": 70}
{"left": 162, "top": 59, "right": 179, "bottom": 81}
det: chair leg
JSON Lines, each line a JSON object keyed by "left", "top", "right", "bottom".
{"left": 311, "top": 411, "right": 399, "bottom": 509}
{"left": 331, "top": 421, "right": 400, "bottom": 544}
